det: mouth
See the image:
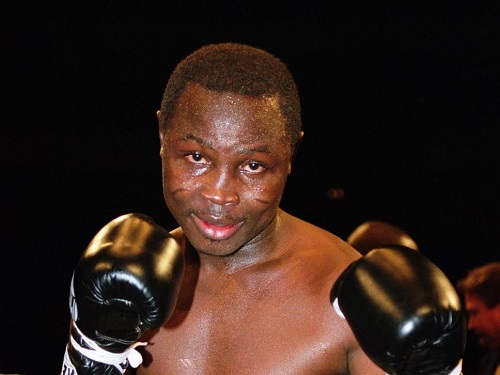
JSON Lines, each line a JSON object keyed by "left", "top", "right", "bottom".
{"left": 192, "top": 215, "right": 243, "bottom": 241}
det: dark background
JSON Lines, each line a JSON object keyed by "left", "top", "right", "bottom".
{"left": 2, "top": 1, "right": 499, "bottom": 373}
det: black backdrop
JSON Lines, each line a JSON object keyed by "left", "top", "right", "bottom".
{"left": 2, "top": 1, "right": 499, "bottom": 373}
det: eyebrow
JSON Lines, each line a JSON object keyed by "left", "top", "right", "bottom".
{"left": 179, "top": 133, "right": 273, "bottom": 155}
{"left": 180, "top": 133, "right": 207, "bottom": 146}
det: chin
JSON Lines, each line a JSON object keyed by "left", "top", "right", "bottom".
{"left": 188, "top": 234, "right": 240, "bottom": 256}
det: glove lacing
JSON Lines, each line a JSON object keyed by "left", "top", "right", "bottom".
{"left": 70, "top": 321, "right": 147, "bottom": 372}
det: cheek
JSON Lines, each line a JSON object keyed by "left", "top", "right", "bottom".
{"left": 161, "top": 160, "right": 196, "bottom": 200}
{"left": 243, "top": 175, "right": 288, "bottom": 207}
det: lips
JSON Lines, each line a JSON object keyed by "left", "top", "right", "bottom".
{"left": 192, "top": 215, "right": 243, "bottom": 241}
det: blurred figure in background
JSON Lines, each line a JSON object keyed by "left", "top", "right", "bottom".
{"left": 456, "top": 262, "right": 500, "bottom": 375}
{"left": 346, "top": 220, "right": 419, "bottom": 255}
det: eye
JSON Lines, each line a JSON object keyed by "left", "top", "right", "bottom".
{"left": 242, "top": 161, "right": 266, "bottom": 174}
{"left": 185, "top": 152, "right": 208, "bottom": 164}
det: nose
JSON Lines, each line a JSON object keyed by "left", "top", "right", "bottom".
{"left": 200, "top": 169, "right": 239, "bottom": 206}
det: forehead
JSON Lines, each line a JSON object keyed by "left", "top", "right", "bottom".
{"left": 168, "top": 83, "right": 289, "bottom": 147}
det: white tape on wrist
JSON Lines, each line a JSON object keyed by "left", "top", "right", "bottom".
{"left": 70, "top": 322, "right": 147, "bottom": 373}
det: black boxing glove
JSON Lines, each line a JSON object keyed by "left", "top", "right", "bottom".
{"left": 61, "top": 213, "right": 185, "bottom": 375}
{"left": 330, "top": 245, "right": 466, "bottom": 375}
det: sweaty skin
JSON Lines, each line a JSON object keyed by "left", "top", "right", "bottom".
{"left": 135, "top": 83, "right": 384, "bottom": 374}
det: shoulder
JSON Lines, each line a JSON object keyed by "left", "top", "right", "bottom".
{"left": 278, "top": 214, "right": 385, "bottom": 372}
{"left": 282, "top": 211, "right": 361, "bottom": 266}
{"left": 277, "top": 211, "right": 362, "bottom": 293}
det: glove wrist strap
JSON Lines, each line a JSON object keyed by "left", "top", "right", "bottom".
{"left": 70, "top": 321, "right": 147, "bottom": 372}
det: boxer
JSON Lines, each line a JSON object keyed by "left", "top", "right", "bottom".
{"left": 62, "top": 43, "right": 466, "bottom": 374}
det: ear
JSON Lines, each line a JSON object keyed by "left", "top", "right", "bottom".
{"left": 288, "top": 131, "right": 304, "bottom": 174}
{"left": 157, "top": 110, "right": 164, "bottom": 143}
{"left": 157, "top": 110, "right": 165, "bottom": 156}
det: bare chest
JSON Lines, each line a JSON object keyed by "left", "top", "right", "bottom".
{"left": 137, "top": 274, "right": 350, "bottom": 374}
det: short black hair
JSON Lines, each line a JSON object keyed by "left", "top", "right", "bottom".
{"left": 456, "top": 262, "right": 500, "bottom": 308}
{"left": 159, "top": 42, "right": 302, "bottom": 157}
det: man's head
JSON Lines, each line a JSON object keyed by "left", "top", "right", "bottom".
{"left": 157, "top": 43, "right": 303, "bottom": 256}
{"left": 346, "top": 220, "right": 419, "bottom": 255}
{"left": 159, "top": 42, "right": 303, "bottom": 159}
{"left": 456, "top": 262, "right": 500, "bottom": 351}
